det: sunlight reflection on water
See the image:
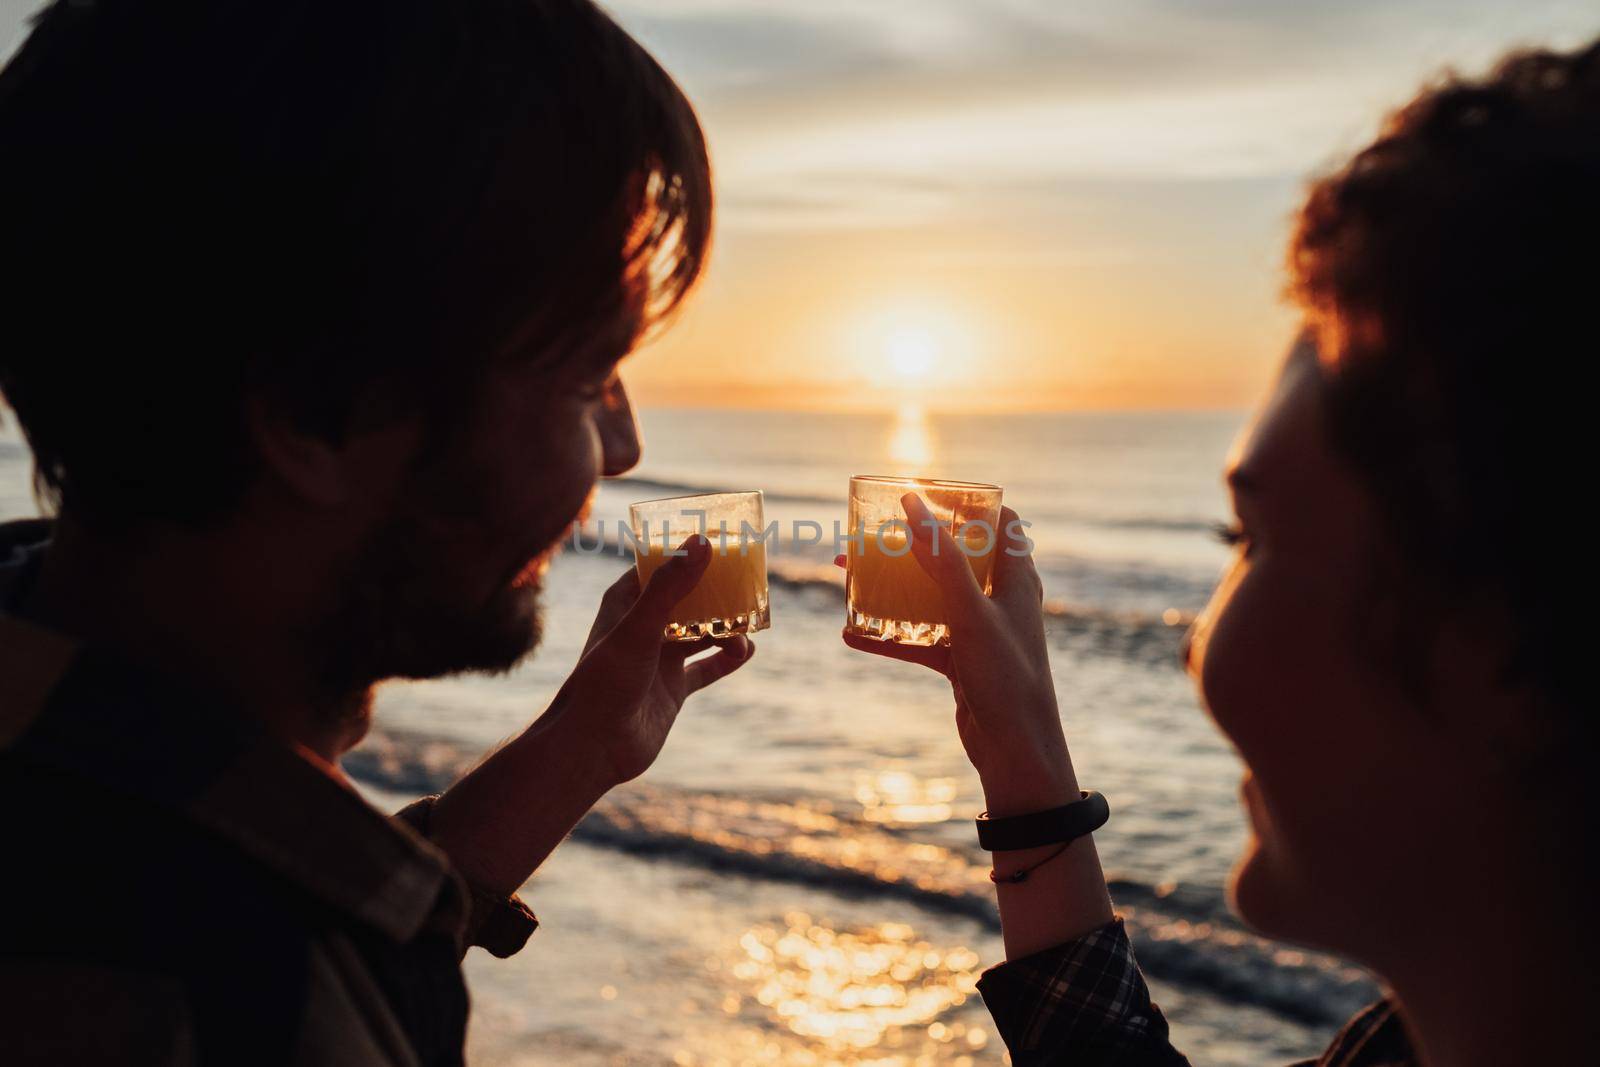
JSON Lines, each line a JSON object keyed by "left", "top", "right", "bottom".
{"left": 886, "top": 402, "right": 936, "bottom": 474}
{"left": 723, "top": 913, "right": 987, "bottom": 1063}
{"left": 854, "top": 769, "right": 958, "bottom": 825}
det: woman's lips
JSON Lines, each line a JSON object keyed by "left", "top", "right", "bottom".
{"left": 1240, "top": 772, "right": 1274, "bottom": 836}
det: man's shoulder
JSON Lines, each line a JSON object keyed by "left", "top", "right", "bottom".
{"left": 0, "top": 749, "right": 464, "bottom": 1066}
{"left": 0, "top": 749, "right": 330, "bottom": 1060}
{"left": 0, "top": 751, "right": 360, "bottom": 1067}
{"left": 0, "top": 959, "right": 196, "bottom": 1067}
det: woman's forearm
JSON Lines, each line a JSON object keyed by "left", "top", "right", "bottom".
{"left": 981, "top": 761, "right": 1115, "bottom": 959}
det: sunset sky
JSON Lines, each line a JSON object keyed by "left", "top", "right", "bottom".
{"left": 5, "top": 1, "right": 1596, "bottom": 411}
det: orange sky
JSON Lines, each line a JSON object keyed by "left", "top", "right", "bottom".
{"left": 599, "top": 1, "right": 1598, "bottom": 412}
{"left": 5, "top": 1, "right": 1593, "bottom": 413}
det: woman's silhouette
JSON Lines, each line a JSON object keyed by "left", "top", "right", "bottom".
{"left": 846, "top": 38, "right": 1600, "bottom": 1067}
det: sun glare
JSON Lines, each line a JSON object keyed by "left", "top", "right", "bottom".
{"left": 886, "top": 329, "right": 936, "bottom": 382}
{"left": 849, "top": 299, "right": 984, "bottom": 400}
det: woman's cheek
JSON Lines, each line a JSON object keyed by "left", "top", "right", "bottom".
{"left": 1197, "top": 559, "right": 1327, "bottom": 936}
{"left": 1196, "top": 557, "right": 1330, "bottom": 806}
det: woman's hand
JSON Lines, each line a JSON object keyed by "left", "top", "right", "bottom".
{"left": 841, "top": 498, "right": 1077, "bottom": 815}
{"left": 841, "top": 498, "right": 1113, "bottom": 959}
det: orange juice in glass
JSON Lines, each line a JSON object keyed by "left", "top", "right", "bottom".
{"left": 844, "top": 475, "right": 1003, "bottom": 645}
{"left": 629, "top": 491, "right": 771, "bottom": 640}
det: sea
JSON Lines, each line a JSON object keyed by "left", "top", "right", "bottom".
{"left": 0, "top": 406, "right": 1379, "bottom": 1066}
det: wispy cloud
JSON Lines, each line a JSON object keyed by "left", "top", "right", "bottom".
{"left": 612, "top": 0, "right": 1599, "bottom": 231}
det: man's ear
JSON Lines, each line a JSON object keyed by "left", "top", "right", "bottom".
{"left": 244, "top": 393, "right": 351, "bottom": 508}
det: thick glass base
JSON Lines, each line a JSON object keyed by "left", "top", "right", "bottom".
{"left": 844, "top": 608, "right": 950, "bottom": 646}
{"left": 663, "top": 600, "right": 771, "bottom": 642}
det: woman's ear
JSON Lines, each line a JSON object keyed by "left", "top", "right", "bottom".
{"left": 1426, "top": 592, "right": 1555, "bottom": 774}
{"left": 244, "top": 393, "right": 351, "bottom": 509}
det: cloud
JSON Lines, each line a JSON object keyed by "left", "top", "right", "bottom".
{"left": 605, "top": 0, "right": 1599, "bottom": 231}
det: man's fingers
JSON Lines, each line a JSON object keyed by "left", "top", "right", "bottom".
{"left": 684, "top": 635, "right": 755, "bottom": 693}
{"left": 660, "top": 632, "right": 755, "bottom": 666}
{"left": 841, "top": 629, "right": 952, "bottom": 675}
{"left": 584, "top": 568, "right": 643, "bottom": 653}
{"left": 990, "top": 505, "right": 1045, "bottom": 611}
{"left": 616, "top": 534, "right": 711, "bottom": 643}
{"left": 900, "top": 493, "right": 988, "bottom": 619}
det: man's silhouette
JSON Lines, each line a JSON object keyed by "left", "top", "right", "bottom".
{"left": 0, "top": 2, "right": 749, "bottom": 1062}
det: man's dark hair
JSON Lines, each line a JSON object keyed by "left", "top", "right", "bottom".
{"left": 0, "top": 0, "right": 711, "bottom": 526}
{"left": 1289, "top": 38, "right": 1600, "bottom": 727}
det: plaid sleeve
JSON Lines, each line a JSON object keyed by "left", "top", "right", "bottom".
{"left": 392, "top": 795, "right": 540, "bottom": 959}
{"left": 976, "top": 918, "right": 1191, "bottom": 1066}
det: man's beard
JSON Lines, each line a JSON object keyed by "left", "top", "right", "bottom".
{"left": 310, "top": 514, "right": 551, "bottom": 698}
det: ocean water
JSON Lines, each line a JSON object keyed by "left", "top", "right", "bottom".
{"left": 0, "top": 408, "right": 1378, "bottom": 1065}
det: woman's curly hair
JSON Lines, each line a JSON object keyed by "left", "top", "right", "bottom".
{"left": 1290, "top": 38, "right": 1600, "bottom": 729}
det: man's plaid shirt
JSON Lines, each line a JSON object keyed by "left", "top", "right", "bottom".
{"left": 975, "top": 919, "right": 1417, "bottom": 1066}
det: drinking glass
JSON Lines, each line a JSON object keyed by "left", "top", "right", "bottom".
{"left": 844, "top": 475, "right": 1003, "bottom": 646}
{"left": 628, "top": 491, "right": 771, "bottom": 641}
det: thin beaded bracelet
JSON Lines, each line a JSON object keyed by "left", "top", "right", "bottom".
{"left": 989, "top": 841, "right": 1074, "bottom": 884}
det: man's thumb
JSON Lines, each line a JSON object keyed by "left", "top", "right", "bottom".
{"left": 620, "top": 534, "right": 711, "bottom": 640}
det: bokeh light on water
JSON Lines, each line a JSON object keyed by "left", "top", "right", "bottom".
{"left": 855, "top": 769, "right": 958, "bottom": 825}
{"left": 660, "top": 913, "right": 994, "bottom": 1066}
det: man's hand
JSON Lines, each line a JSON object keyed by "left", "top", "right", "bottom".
{"left": 425, "top": 534, "right": 754, "bottom": 896}
{"left": 559, "top": 534, "right": 755, "bottom": 788}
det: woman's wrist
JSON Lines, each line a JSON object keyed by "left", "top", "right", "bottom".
{"left": 978, "top": 764, "right": 1080, "bottom": 818}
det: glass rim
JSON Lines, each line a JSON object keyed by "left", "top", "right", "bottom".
{"left": 627, "top": 489, "right": 765, "bottom": 511}
{"left": 850, "top": 474, "right": 1002, "bottom": 493}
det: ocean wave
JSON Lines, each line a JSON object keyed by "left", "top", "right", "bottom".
{"left": 608, "top": 475, "right": 840, "bottom": 509}
{"left": 608, "top": 476, "right": 1219, "bottom": 537}
{"left": 349, "top": 729, "right": 1377, "bottom": 1026}
{"left": 556, "top": 538, "right": 1189, "bottom": 669}
{"left": 765, "top": 558, "right": 1192, "bottom": 669}
{"left": 1089, "top": 515, "right": 1220, "bottom": 535}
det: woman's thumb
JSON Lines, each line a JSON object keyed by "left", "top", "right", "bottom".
{"left": 900, "top": 493, "right": 987, "bottom": 617}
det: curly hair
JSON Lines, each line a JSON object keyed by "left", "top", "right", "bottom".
{"left": 1289, "top": 38, "right": 1600, "bottom": 726}
{"left": 0, "top": 0, "right": 711, "bottom": 528}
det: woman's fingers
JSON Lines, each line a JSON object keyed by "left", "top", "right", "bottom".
{"left": 990, "top": 506, "right": 1045, "bottom": 612}
{"left": 683, "top": 635, "right": 755, "bottom": 693}
{"left": 841, "top": 629, "right": 952, "bottom": 675}
{"left": 900, "top": 493, "right": 988, "bottom": 621}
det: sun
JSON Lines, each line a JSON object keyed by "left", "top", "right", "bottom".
{"left": 846, "top": 297, "right": 983, "bottom": 399}
{"left": 886, "top": 328, "right": 936, "bottom": 382}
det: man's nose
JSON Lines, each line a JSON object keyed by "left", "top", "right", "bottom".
{"left": 598, "top": 382, "right": 642, "bottom": 477}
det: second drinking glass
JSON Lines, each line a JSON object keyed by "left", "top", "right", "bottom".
{"left": 843, "top": 475, "right": 1004, "bottom": 646}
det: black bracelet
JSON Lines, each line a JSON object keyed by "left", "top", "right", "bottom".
{"left": 975, "top": 790, "right": 1110, "bottom": 852}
